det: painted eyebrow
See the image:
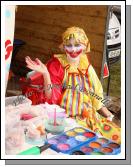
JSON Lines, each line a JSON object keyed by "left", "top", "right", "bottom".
{"left": 65, "top": 44, "right": 73, "bottom": 47}
{"left": 75, "top": 43, "right": 81, "bottom": 46}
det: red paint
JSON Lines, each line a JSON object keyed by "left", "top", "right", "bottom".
{"left": 108, "top": 143, "right": 120, "bottom": 148}
{"left": 81, "top": 146, "right": 93, "bottom": 153}
{"left": 83, "top": 132, "right": 95, "bottom": 138}
{"left": 65, "top": 49, "right": 82, "bottom": 58}
{"left": 101, "top": 147, "right": 113, "bottom": 153}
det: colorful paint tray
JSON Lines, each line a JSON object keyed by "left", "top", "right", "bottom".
{"left": 71, "top": 137, "right": 121, "bottom": 155}
{"left": 46, "top": 127, "right": 98, "bottom": 154}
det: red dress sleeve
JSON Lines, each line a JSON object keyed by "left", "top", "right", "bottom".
{"left": 20, "top": 57, "right": 64, "bottom": 105}
{"left": 46, "top": 57, "right": 64, "bottom": 104}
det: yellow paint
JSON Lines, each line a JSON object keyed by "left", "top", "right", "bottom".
{"left": 66, "top": 131, "right": 77, "bottom": 137}
{"left": 74, "top": 128, "right": 85, "bottom": 133}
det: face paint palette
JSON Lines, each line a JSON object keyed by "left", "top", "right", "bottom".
{"left": 46, "top": 127, "right": 97, "bottom": 154}
{"left": 71, "top": 137, "right": 121, "bottom": 155}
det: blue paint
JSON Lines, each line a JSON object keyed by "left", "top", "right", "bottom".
{"left": 5, "top": 10, "right": 11, "bottom": 18}
{"left": 66, "top": 138, "right": 78, "bottom": 147}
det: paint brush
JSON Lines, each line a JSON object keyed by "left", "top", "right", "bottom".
{"left": 18, "top": 143, "right": 51, "bottom": 155}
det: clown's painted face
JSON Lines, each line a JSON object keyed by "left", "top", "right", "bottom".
{"left": 64, "top": 38, "right": 86, "bottom": 59}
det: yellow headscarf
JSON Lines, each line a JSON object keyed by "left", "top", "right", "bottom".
{"left": 60, "top": 26, "right": 90, "bottom": 53}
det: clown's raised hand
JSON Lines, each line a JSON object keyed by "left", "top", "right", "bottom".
{"left": 25, "top": 56, "right": 48, "bottom": 74}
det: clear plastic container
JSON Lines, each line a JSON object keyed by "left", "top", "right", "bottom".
{"left": 25, "top": 116, "right": 46, "bottom": 145}
{"left": 5, "top": 122, "right": 25, "bottom": 155}
{"left": 45, "top": 107, "right": 66, "bottom": 134}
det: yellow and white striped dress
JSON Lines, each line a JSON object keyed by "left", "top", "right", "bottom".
{"left": 54, "top": 53, "right": 121, "bottom": 144}
{"left": 54, "top": 53, "right": 104, "bottom": 117}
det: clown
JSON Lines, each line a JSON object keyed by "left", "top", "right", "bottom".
{"left": 25, "top": 27, "right": 121, "bottom": 144}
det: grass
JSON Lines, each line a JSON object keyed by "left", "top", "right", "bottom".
{"left": 103, "top": 59, "right": 121, "bottom": 98}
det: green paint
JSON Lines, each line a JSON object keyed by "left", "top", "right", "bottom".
{"left": 91, "top": 151, "right": 105, "bottom": 155}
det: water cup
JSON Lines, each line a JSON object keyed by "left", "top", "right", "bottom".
{"left": 45, "top": 108, "right": 66, "bottom": 134}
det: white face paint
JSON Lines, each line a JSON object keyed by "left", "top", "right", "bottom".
{"left": 64, "top": 38, "right": 86, "bottom": 63}
{"left": 66, "top": 54, "right": 80, "bottom": 63}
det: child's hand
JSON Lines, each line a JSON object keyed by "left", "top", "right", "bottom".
{"left": 25, "top": 56, "right": 48, "bottom": 74}
{"left": 106, "top": 114, "right": 114, "bottom": 122}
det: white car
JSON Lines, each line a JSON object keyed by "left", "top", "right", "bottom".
{"left": 107, "top": 8, "right": 121, "bottom": 63}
